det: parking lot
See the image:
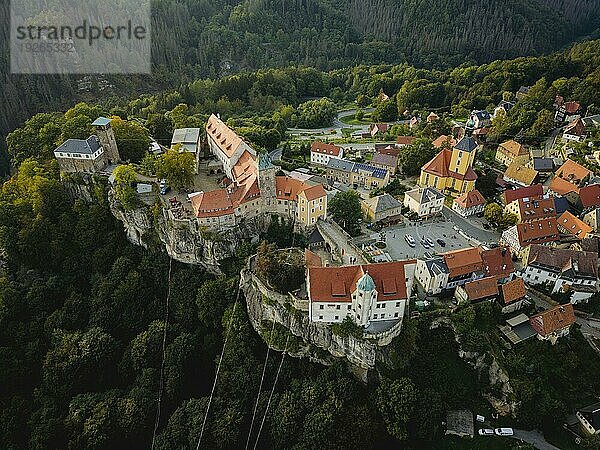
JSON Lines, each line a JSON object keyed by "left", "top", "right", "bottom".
{"left": 365, "top": 220, "right": 481, "bottom": 260}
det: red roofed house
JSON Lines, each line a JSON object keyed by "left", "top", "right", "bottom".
{"left": 419, "top": 136, "right": 479, "bottom": 197}
{"left": 206, "top": 114, "right": 257, "bottom": 179}
{"left": 501, "top": 184, "right": 544, "bottom": 206}
{"left": 555, "top": 100, "right": 581, "bottom": 123}
{"left": 558, "top": 211, "right": 593, "bottom": 240}
{"left": 396, "top": 135, "right": 416, "bottom": 147}
{"left": 555, "top": 159, "right": 592, "bottom": 186}
{"left": 370, "top": 123, "right": 389, "bottom": 137}
{"left": 452, "top": 189, "right": 486, "bottom": 217}
{"left": 563, "top": 118, "right": 587, "bottom": 142}
{"left": 308, "top": 260, "right": 416, "bottom": 326}
{"left": 501, "top": 218, "right": 560, "bottom": 257}
{"left": 455, "top": 276, "right": 498, "bottom": 304}
{"left": 578, "top": 184, "right": 600, "bottom": 213}
{"left": 310, "top": 141, "right": 344, "bottom": 166}
{"left": 443, "top": 247, "right": 485, "bottom": 290}
{"left": 498, "top": 278, "right": 527, "bottom": 313}
{"left": 481, "top": 246, "right": 514, "bottom": 281}
{"left": 432, "top": 135, "right": 457, "bottom": 149}
{"left": 530, "top": 303, "right": 576, "bottom": 344}
{"left": 504, "top": 195, "right": 557, "bottom": 223}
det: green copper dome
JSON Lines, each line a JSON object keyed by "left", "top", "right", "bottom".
{"left": 258, "top": 152, "right": 274, "bottom": 170}
{"left": 357, "top": 272, "right": 375, "bottom": 291}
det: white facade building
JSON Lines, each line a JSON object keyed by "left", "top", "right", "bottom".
{"left": 310, "top": 141, "right": 344, "bottom": 166}
{"left": 206, "top": 114, "right": 257, "bottom": 179}
{"left": 404, "top": 187, "right": 444, "bottom": 217}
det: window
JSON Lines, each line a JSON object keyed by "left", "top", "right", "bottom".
{"left": 336, "top": 305, "right": 340, "bottom": 310}
{"left": 395, "top": 302, "right": 400, "bottom": 307}
{"left": 380, "top": 313, "right": 385, "bottom": 318}
{"left": 381, "top": 303, "right": 386, "bottom": 308}
{"left": 319, "top": 305, "right": 324, "bottom": 310}
{"left": 334, "top": 316, "right": 339, "bottom": 320}
{"left": 347, "top": 305, "right": 351, "bottom": 310}
{"left": 376, "top": 304, "right": 380, "bottom": 308}
{"left": 319, "top": 315, "right": 323, "bottom": 320}
{"left": 394, "top": 312, "right": 399, "bottom": 318}
{"left": 374, "top": 314, "right": 378, "bottom": 319}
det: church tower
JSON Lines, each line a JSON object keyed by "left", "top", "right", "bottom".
{"left": 352, "top": 271, "right": 377, "bottom": 326}
{"left": 92, "top": 117, "right": 120, "bottom": 164}
{"left": 257, "top": 153, "right": 277, "bottom": 203}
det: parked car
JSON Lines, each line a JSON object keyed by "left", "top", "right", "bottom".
{"left": 159, "top": 179, "right": 170, "bottom": 195}
{"left": 494, "top": 428, "right": 514, "bottom": 436}
{"left": 404, "top": 234, "right": 416, "bottom": 247}
{"left": 478, "top": 429, "right": 494, "bottom": 436}
{"left": 436, "top": 239, "right": 446, "bottom": 247}
{"left": 483, "top": 222, "right": 491, "bottom": 230}
{"left": 425, "top": 237, "right": 435, "bottom": 247}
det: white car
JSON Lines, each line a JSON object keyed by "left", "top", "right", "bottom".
{"left": 478, "top": 428, "right": 494, "bottom": 436}
{"left": 404, "top": 235, "right": 416, "bottom": 247}
{"left": 494, "top": 427, "right": 514, "bottom": 436}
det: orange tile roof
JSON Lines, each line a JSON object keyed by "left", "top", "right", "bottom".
{"left": 232, "top": 150, "right": 256, "bottom": 182}
{"left": 432, "top": 135, "right": 456, "bottom": 149}
{"left": 556, "top": 158, "right": 592, "bottom": 184}
{"left": 504, "top": 162, "right": 538, "bottom": 185}
{"left": 421, "top": 148, "right": 477, "bottom": 182}
{"left": 579, "top": 184, "right": 600, "bottom": 209}
{"left": 563, "top": 101, "right": 581, "bottom": 114}
{"left": 396, "top": 135, "right": 416, "bottom": 146}
{"left": 530, "top": 303, "right": 575, "bottom": 336}
{"left": 191, "top": 189, "right": 234, "bottom": 218}
{"left": 558, "top": 211, "right": 593, "bottom": 239}
{"left": 548, "top": 176, "right": 580, "bottom": 195}
{"left": 308, "top": 260, "right": 415, "bottom": 303}
{"left": 305, "top": 249, "right": 322, "bottom": 268}
{"left": 443, "top": 247, "right": 484, "bottom": 278}
{"left": 454, "top": 189, "right": 486, "bottom": 209}
{"left": 481, "top": 246, "right": 514, "bottom": 279}
{"left": 500, "top": 278, "right": 526, "bottom": 304}
{"left": 516, "top": 218, "right": 559, "bottom": 245}
{"left": 502, "top": 184, "right": 544, "bottom": 204}
{"left": 206, "top": 114, "right": 243, "bottom": 158}
{"left": 463, "top": 276, "right": 498, "bottom": 301}
{"left": 302, "top": 184, "right": 327, "bottom": 201}
{"left": 311, "top": 141, "right": 342, "bottom": 156}
{"left": 497, "top": 140, "right": 527, "bottom": 158}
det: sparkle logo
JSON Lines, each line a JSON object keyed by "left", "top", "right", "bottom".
{"left": 10, "top": 0, "right": 151, "bottom": 74}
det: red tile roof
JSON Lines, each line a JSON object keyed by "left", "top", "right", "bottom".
{"left": 454, "top": 189, "right": 486, "bottom": 209}
{"left": 556, "top": 158, "right": 592, "bottom": 184}
{"left": 481, "top": 246, "right": 514, "bottom": 279}
{"left": 502, "top": 184, "right": 544, "bottom": 204}
{"left": 463, "top": 276, "right": 498, "bottom": 301}
{"left": 396, "top": 135, "right": 416, "bottom": 146}
{"left": 206, "top": 114, "right": 243, "bottom": 158}
{"left": 302, "top": 184, "right": 327, "bottom": 201}
{"left": 308, "top": 260, "right": 415, "bottom": 303}
{"left": 563, "top": 101, "right": 581, "bottom": 114}
{"left": 497, "top": 140, "right": 528, "bottom": 158}
{"left": 548, "top": 176, "right": 579, "bottom": 196}
{"left": 558, "top": 211, "right": 593, "bottom": 239}
{"left": 500, "top": 278, "right": 526, "bottom": 304}
{"left": 305, "top": 249, "right": 322, "bottom": 268}
{"left": 579, "top": 184, "right": 600, "bottom": 209}
{"left": 517, "top": 196, "right": 556, "bottom": 221}
{"left": 516, "top": 218, "right": 560, "bottom": 246}
{"left": 530, "top": 303, "right": 575, "bottom": 336}
{"left": 421, "top": 149, "right": 477, "bottom": 182}
{"left": 311, "top": 141, "right": 342, "bottom": 156}
{"left": 443, "top": 247, "right": 484, "bottom": 278}
{"left": 432, "top": 135, "right": 457, "bottom": 149}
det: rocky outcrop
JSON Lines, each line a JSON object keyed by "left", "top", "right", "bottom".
{"left": 240, "top": 259, "right": 377, "bottom": 382}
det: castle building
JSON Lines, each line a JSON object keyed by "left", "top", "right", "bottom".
{"left": 54, "top": 117, "right": 120, "bottom": 173}
{"left": 307, "top": 260, "right": 416, "bottom": 327}
{"left": 206, "top": 114, "right": 256, "bottom": 179}
{"left": 419, "top": 136, "right": 478, "bottom": 197}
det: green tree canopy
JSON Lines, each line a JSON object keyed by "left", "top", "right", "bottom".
{"left": 328, "top": 190, "right": 363, "bottom": 236}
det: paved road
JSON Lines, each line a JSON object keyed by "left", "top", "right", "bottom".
{"left": 442, "top": 206, "right": 501, "bottom": 246}
{"left": 512, "top": 429, "right": 561, "bottom": 450}
{"left": 317, "top": 219, "right": 367, "bottom": 265}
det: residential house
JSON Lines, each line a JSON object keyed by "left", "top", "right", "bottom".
{"left": 558, "top": 211, "right": 593, "bottom": 240}
{"left": 310, "top": 141, "right": 344, "bottom": 166}
{"left": 576, "top": 402, "right": 600, "bottom": 436}
{"left": 307, "top": 260, "right": 416, "bottom": 326}
{"left": 555, "top": 100, "right": 581, "bottom": 123}
{"left": 503, "top": 162, "right": 539, "bottom": 187}
{"left": 403, "top": 187, "right": 445, "bottom": 217}
{"left": 443, "top": 247, "right": 485, "bottom": 290}
{"left": 427, "top": 112, "right": 440, "bottom": 123}
{"left": 498, "top": 278, "right": 527, "bottom": 314}
{"left": 548, "top": 176, "right": 580, "bottom": 203}
{"left": 396, "top": 135, "right": 416, "bottom": 147}
{"left": 501, "top": 184, "right": 544, "bottom": 206}
{"left": 504, "top": 195, "right": 556, "bottom": 223}
{"left": 326, "top": 158, "right": 390, "bottom": 190}
{"left": 583, "top": 208, "right": 600, "bottom": 233}
{"left": 466, "top": 110, "right": 491, "bottom": 131}
{"left": 455, "top": 276, "right": 498, "bottom": 304}
{"left": 206, "top": 114, "right": 257, "bottom": 179}
{"left": 523, "top": 244, "right": 598, "bottom": 303}
{"left": 452, "top": 189, "right": 486, "bottom": 217}
{"left": 54, "top": 117, "right": 120, "bottom": 173}
{"left": 529, "top": 303, "right": 576, "bottom": 344}
{"left": 371, "top": 152, "right": 398, "bottom": 176}
{"left": 501, "top": 218, "right": 560, "bottom": 257}
{"left": 375, "top": 144, "right": 400, "bottom": 157}
{"left": 362, "top": 194, "right": 403, "bottom": 225}
{"left": 563, "top": 117, "right": 587, "bottom": 142}
{"left": 555, "top": 159, "right": 592, "bottom": 186}
{"left": 414, "top": 257, "right": 449, "bottom": 295}
{"left": 493, "top": 100, "right": 515, "bottom": 117}
{"left": 577, "top": 184, "right": 600, "bottom": 213}
{"left": 369, "top": 123, "right": 389, "bottom": 137}
{"left": 516, "top": 86, "right": 531, "bottom": 100}
{"left": 481, "top": 246, "right": 514, "bottom": 282}
{"left": 432, "top": 135, "right": 457, "bottom": 149}
{"left": 419, "top": 136, "right": 479, "bottom": 197}
{"left": 495, "top": 140, "right": 528, "bottom": 167}
{"left": 409, "top": 116, "right": 421, "bottom": 129}
{"left": 530, "top": 157, "right": 554, "bottom": 173}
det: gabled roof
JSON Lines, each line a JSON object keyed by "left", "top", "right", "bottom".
{"left": 206, "top": 114, "right": 244, "bottom": 158}
{"left": 302, "top": 184, "right": 327, "bottom": 201}
{"left": 556, "top": 158, "right": 592, "bottom": 184}
{"left": 454, "top": 136, "right": 478, "bottom": 153}
{"left": 308, "top": 260, "right": 415, "bottom": 303}
{"left": 563, "top": 101, "right": 581, "bottom": 114}
{"left": 500, "top": 278, "right": 526, "bottom": 304}
{"left": 432, "top": 135, "right": 456, "bottom": 149}
{"left": 396, "top": 135, "right": 416, "bottom": 146}
{"left": 530, "top": 303, "right": 575, "bottom": 336}
{"left": 421, "top": 148, "right": 477, "bottom": 182}
{"left": 498, "top": 140, "right": 527, "bottom": 158}
{"left": 363, "top": 193, "right": 402, "bottom": 213}
{"left": 548, "top": 176, "right": 579, "bottom": 195}
{"left": 311, "top": 141, "right": 342, "bottom": 156}
{"left": 172, "top": 128, "right": 201, "bottom": 145}
{"left": 454, "top": 189, "right": 486, "bottom": 209}
{"left": 305, "top": 249, "right": 322, "bottom": 268}
{"left": 516, "top": 218, "right": 559, "bottom": 245}
{"left": 481, "top": 246, "right": 514, "bottom": 279}
{"left": 504, "top": 163, "right": 538, "bottom": 186}
{"left": 527, "top": 244, "right": 598, "bottom": 277}
{"left": 371, "top": 152, "right": 398, "bottom": 168}
{"left": 375, "top": 144, "right": 400, "bottom": 157}
{"left": 442, "top": 247, "right": 484, "bottom": 278}
{"left": 558, "top": 211, "right": 593, "bottom": 239}
{"left": 462, "top": 276, "right": 498, "bottom": 301}
{"left": 502, "top": 184, "right": 544, "bottom": 204}
{"left": 579, "top": 184, "right": 600, "bottom": 209}
{"left": 91, "top": 117, "right": 112, "bottom": 126}
{"left": 517, "top": 196, "right": 556, "bottom": 221}
{"left": 532, "top": 158, "right": 554, "bottom": 171}
{"left": 405, "top": 187, "right": 444, "bottom": 205}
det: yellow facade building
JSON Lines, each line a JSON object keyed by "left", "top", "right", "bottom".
{"left": 419, "top": 136, "right": 479, "bottom": 197}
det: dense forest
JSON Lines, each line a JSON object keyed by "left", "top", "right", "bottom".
{"left": 2, "top": 0, "right": 600, "bottom": 175}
